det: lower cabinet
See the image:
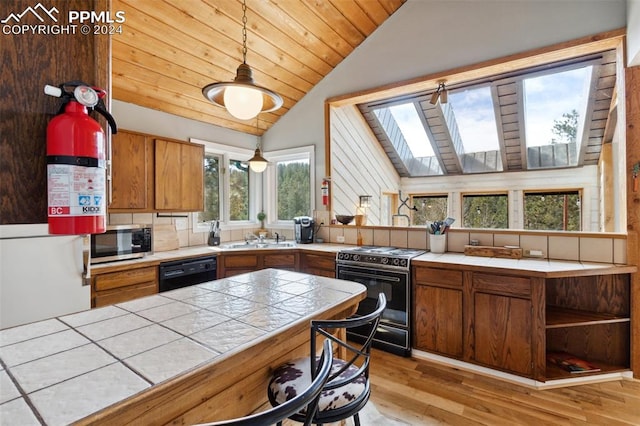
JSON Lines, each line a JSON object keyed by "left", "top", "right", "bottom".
{"left": 299, "top": 252, "right": 336, "bottom": 278}
{"left": 413, "top": 266, "right": 463, "bottom": 358}
{"left": 92, "top": 266, "right": 158, "bottom": 308}
{"left": 218, "top": 251, "right": 299, "bottom": 278}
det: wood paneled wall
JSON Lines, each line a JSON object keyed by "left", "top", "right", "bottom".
{"left": 0, "top": 0, "right": 110, "bottom": 225}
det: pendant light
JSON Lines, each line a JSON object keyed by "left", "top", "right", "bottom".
{"left": 201, "top": 0, "right": 283, "bottom": 120}
{"left": 429, "top": 82, "right": 448, "bottom": 105}
{"left": 248, "top": 115, "right": 268, "bottom": 173}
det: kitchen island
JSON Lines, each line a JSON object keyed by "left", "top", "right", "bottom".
{"left": 0, "top": 269, "right": 366, "bottom": 425}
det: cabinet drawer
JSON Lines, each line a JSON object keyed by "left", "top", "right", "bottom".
{"left": 473, "top": 273, "right": 530, "bottom": 297}
{"left": 264, "top": 254, "right": 296, "bottom": 267}
{"left": 414, "top": 266, "right": 462, "bottom": 287}
{"left": 223, "top": 255, "right": 258, "bottom": 268}
{"left": 94, "top": 266, "right": 157, "bottom": 291}
{"left": 304, "top": 254, "right": 335, "bottom": 271}
{"left": 94, "top": 282, "right": 157, "bottom": 307}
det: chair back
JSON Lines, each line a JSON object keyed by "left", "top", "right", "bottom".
{"left": 310, "top": 292, "right": 386, "bottom": 388}
{"left": 198, "top": 340, "right": 333, "bottom": 426}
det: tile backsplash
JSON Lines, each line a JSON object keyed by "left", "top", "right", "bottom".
{"left": 109, "top": 213, "right": 628, "bottom": 264}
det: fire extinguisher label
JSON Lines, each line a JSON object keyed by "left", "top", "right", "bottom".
{"left": 47, "top": 164, "right": 105, "bottom": 217}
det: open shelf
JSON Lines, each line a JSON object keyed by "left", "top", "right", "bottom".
{"left": 545, "top": 358, "right": 629, "bottom": 380}
{"left": 546, "top": 306, "right": 630, "bottom": 329}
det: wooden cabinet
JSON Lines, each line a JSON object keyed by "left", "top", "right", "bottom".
{"left": 92, "top": 265, "right": 158, "bottom": 307}
{"left": 218, "top": 251, "right": 298, "bottom": 278}
{"left": 413, "top": 266, "right": 463, "bottom": 358}
{"left": 300, "top": 252, "right": 336, "bottom": 277}
{"left": 109, "top": 131, "right": 204, "bottom": 212}
{"left": 155, "top": 139, "right": 204, "bottom": 211}
{"left": 110, "top": 131, "right": 154, "bottom": 210}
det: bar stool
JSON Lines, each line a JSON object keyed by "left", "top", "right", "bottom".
{"left": 267, "top": 293, "right": 386, "bottom": 426}
{"left": 196, "top": 340, "right": 333, "bottom": 426}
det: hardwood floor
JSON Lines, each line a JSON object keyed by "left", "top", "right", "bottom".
{"left": 368, "top": 349, "right": 640, "bottom": 426}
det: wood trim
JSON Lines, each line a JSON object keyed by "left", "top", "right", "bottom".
{"left": 324, "top": 100, "right": 332, "bottom": 211}
{"left": 327, "top": 29, "right": 625, "bottom": 107}
{"left": 625, "top": 64, "right": 640, "bottom": 378}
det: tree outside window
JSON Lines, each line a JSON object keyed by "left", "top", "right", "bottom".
{"left": 411, "top": 195, "right": 448, "bottom": 226}
{"left": 198, "top": 153, "right": 220, "bottom": 223}
{"left": 524, "top": 191, "right": 581, "bottom": 231}
{"left": 463, "top": 194, "right": 508, "bottom": 228}
{"left": 277, "top": 159, "right": 310, "bottom": 220}
{"left": 229, "top": 159, "right": 249, "bottom": 221}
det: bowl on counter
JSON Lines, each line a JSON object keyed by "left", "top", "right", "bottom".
{"left": 335, "top": 215, "right": 355, "bottom": 225}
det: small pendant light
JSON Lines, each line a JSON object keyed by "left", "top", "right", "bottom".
{"left": 248, "top": 115, "right": 268, "bottom": 173}
{"left": 202, "top": 0, "right": 283, "bottom": 120}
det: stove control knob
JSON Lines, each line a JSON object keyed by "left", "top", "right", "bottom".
{"left": 381, "top": 257, "right": 389, "bottom": 264}
{"left": 353, "top": 254, "right": 360, "bottom": 262}
{"left": 392, "top": 258, "right": 400, "bottom": 266}
{"left": 400, "top": 259, "right": 408, "bottom": 267}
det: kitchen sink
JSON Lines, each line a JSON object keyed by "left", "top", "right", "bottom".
{"left": 221, "top": 241, "right": 297, "bottom": 250}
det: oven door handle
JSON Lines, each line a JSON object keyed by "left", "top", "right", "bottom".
{"left": 338, "top": 269, "right": 402, "bottom": 283}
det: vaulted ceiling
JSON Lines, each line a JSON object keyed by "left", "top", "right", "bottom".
{"left": 111, "top": 0, "right": 406, "bottom": 135}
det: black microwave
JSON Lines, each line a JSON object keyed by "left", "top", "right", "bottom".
{"left": 90, "top": 224, "right": 153, "bottom": 264}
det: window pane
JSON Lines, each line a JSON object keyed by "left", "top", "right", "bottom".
{"left": 448, "top": 86, "right": 500, "bottom": 153}
{"left": 411, "top": 195, "right": 448, "bottom": 226}
{"left": 229, "top": 159, "right": 249, "bottom": 221}
{"left": 524, "top": 191, "right": 581, "bottom": 231}
{"left": 524, "top": 66, "right": 592, "bottom": 168}
{"left": 277, "top": 159, "right": 310, "bottom": 220}
{"left": 463, "top": 194, "right": 508, "bottom": 228}
{"left": 198, "top": 153, "right": 220, "bottom": 223}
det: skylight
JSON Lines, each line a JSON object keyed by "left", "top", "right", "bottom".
{"left": 447, "top": 86, "right": 500, "bottom": 153}
{"left": 375, "top": 103, "right": 435, "bottom": 157}
{"left": 523, "top": 66, "right": 592, "bottom": 168}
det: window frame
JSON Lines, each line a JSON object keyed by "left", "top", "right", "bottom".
{"left": 523, "top": 189, "right": 582, "bottom": 231}
{"left": 191, "top": 139, "right": 261, "bottom": 232}
{"left": 263, "top": 145, "right": 315, "bottom": 228}
{"left": 461, "top": 191, "right": 510, "bottom": 229}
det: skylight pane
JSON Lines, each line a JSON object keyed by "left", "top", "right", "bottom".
{"left": 447, "top": 86, "right": 500, "bottom": 153}
{"left": 376, "top": 103, "right": 435, "bottom": 157}
{"left": 524, "top": 66, "right": 591, "bottom": 148}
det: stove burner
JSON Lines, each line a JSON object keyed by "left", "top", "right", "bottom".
{"left": 336, "top": 246, "right": 425, "bottom": 269}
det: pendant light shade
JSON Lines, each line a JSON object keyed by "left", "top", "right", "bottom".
{"left": 248, "top": 147, "right": 268, "bottom": 173}
{"left": 201, "top": 1, "right": 283, "bottom": 121}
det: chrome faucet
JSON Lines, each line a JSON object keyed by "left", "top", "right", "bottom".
{"left": 245, "top": 232, "right": 259, "bottom": 243}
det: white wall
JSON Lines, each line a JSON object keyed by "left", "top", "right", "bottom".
{"left": 263, "top": 0, "right": 626, "bottom": 206}
{"left": 628, "top": 0, "right": 640, "bottom": 66}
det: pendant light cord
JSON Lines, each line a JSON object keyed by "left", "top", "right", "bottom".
{"left": 241, "top": 0, "right": 248, "bottom": 64}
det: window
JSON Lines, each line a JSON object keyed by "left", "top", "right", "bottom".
{"left": 198, "top": 153, "right": 221, "bottom": 223}
{"left": 524, "top": 191, "right": 581, "bottom": 231}
{"left": 463, "top": 193, "right": 508, "bottom": 228}
{"left": 264, "top": 146, "right": 314, "bottom": 224}
{"left": 191, "top": 139, "right": 258, "bottom": 229}
{"left": 229, "top": 159, "right": 249, "bottom": 221}
{"left": 411, "top": 195, "right": 448, "bottom": 226}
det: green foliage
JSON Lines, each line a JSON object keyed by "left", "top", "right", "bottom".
{"left": 229, "top": 160, "right": 249, "bottom": 221}
{"left": 277, "top": 161, "right": 310, "bottom": 220}
{"left": 412, "top": 195, "right": 448, "bottom": 226}
{"left": 199, "top": 154, "right": 220, "bottom": 222}
{"left": 463, "top": 195, "right": 508, "bottom": 228}
{"left": 551, "top": 109, "right": 579, "bottom": 144}
{"left": 524, "top": 192, "right": 580, "bottom": 231}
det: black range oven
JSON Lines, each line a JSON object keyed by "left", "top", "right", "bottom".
{"left": 336, "top": 246, "right": 424, "bottom": 357}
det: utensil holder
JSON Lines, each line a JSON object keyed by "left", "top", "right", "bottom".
{"left": 429, "top": 234, "right": 446, "bottom": 253}
{"left": 208, "top": 236, "right": 220, "bottom": 246}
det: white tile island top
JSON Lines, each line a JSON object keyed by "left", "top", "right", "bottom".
{"left": 0, "top": 269, "right": 366, "bottom": 425}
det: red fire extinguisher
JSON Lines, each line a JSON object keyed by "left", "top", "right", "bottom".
{"left": 45, "top": 81, "right": 117, "bottom": 235}
{"left": 321, "top": 179, "right": 329, "bottom": 206}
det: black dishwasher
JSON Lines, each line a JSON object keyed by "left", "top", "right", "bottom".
{"left": 159, "top": 256, "right": 217, "bottom": 292}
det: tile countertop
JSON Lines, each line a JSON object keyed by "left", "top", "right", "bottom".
{"left": 0, "top": 269, "right": 366, "bottom": 425}
{"left": 412, "top": 252, "right": 637, "bottom": 277}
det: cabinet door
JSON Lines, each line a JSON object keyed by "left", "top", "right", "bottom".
{"left": 155, "top": 139, "right": 204, "bottom": 211}
{"left": 414, "top": 284, "right": 463, "bottom": 357}
{"left": 474, "top": 292, "right": 532, "bottom": 375}
{"left": 110, "top": 131, "right": 153, "bottom": 210}
{"left": 263, "top": 253, "right": 297, "bottom": 269}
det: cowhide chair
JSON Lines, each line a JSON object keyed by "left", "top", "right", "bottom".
{"left": 197, "top": 340, "right": 333, "bottom": 426}
{"left": 267, "top": 293, "right": 386, "bottom": 426}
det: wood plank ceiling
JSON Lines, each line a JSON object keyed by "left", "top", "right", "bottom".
{"left": 111, "top": 0, "right": 406, "bottom": 135}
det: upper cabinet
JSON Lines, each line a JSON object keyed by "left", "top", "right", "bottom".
{"left": 110, "top": 130, "right": 204, "bottom": 212}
